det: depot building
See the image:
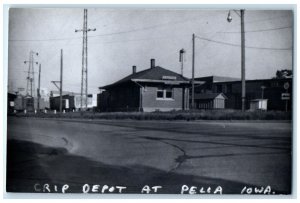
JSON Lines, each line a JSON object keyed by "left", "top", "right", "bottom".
{"left": 98, "top": 59, "right": 198, "bottom": 112}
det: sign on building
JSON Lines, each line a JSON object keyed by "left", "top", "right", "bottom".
{"left": 162, "top": 76, "right": 177, "bottom": 80}
{"left": 281, "top": 93, "right": 290, "bottom": 100}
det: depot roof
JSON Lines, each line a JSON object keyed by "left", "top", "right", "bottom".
{"left": 100, "top": 66, "right": 199, "bottom": 89}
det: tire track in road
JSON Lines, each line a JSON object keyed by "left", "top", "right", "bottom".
{"left": 133, "top": 133, "right": 291, "bottom": 173}
{"left": 141, "top": 136, "right": 188, "bottom": 172}
{"left": 54, "top": 119, "right": 291, "bottom": 174}
{"left": 37, "top": 119, "right": 291, "bottom": 173}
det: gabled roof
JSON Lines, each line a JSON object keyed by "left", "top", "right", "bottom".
{"left": 194, "top": 93, "right": 228, "bottom": 100}
{"left": 100, "top": 66, "right": 190, "bottom": 89}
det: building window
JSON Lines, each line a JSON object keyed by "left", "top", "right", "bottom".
{"left": 157, "top": 88, "right": 164, "bottom": 98}
{"left": 165, "top": 88, "right": 173, "bottom": 99}
{"left": 156, "top": 87, "right": 174, "bottom": 100}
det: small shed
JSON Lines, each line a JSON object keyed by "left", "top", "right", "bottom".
{"left": 250, "top": 99, "right": 268, "bottom": 111}
{"left": 194, "top": 93, "right": 227, "bottom": 109}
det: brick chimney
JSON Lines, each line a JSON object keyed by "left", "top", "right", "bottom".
{"left": 132, "top": 65, "right": 137, "bottom": 74}
{"left": 150, "top": 59, "right": 155, "bottom": 69}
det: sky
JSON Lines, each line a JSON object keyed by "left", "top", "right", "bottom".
{"left": 7, "top": 8, "right": 293, "bottom": 95}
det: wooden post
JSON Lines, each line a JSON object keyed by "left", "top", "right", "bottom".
{"left": 60, "top": 49, "right": 63, "bottom": 113}
{"left": 191, "top": 33, "right": 195, "bottom": 109}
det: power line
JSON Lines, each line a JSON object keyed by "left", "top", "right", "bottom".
{"left": 218, "top": 25, "right": 292, "bottom": 33}
{"left": 64, "top": 83, "right": 100, "bottom": 88}
{"left": 9, "top": 34, "right": 191, "bottom": 48}
{"left": 9, "top": 36, "right": 81, "bottom": 42}
{"left": 9, "top": 13, "right": 292, "bottom": 43}
{"left": 244, "top": 14, "right": 291, "bottom": 25}
{"left": 195, "top": 35, "right": 292, "bottom": 51}
{"left": 8, "top": 18, "right": 195, "bottom": 42}
{"left": 92, "top": 34, "right": 190, "bottom": 45}
{"left": 87, "top": 17, "right": 203, "bottom": 38}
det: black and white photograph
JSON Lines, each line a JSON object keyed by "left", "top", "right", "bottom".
{"left": 5, "top": 6, "right": 294, "bottom": 196}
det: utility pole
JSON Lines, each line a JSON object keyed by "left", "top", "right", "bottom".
{"left": 60, "top": 49, "right": 63, "bottom": 113}
{"left": 24, "top": 51, "right": 38, "bottom": 97}
{"left": 191, "top": 33, "right": 195, "bottom": 109}
{"left": 227, "top": 9, "right": 246, "bottom": 111}
{"left": 51, "top": 49, "right": 63, "bottom": 113}
{"left": 75, "top": 9, "right": 96, "bottom": 111}
{"left": 241, "top": 9, "right": 246, "bottom": 112}
{"left": 37, "top": 64, "right": 41, "bottom": 110}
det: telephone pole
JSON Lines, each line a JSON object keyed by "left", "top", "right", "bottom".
{"left": 227, "top": 9, "right": 246, "bottom": 111}
{"left": 24, "top": 51, "right": 38, "bottom": 97}
{"left": 75, "top": 9, "right": 96, "bottom": 110}
{"left": 37, "top": 64, "right": 41, "bottom": 110}
{"left": 191, "top": 33, "right": 195, "bottom": 109}
{"left": 60, "top": 49, "right": 63, "bottom": 113}
{"left": 240, "top": 9, "right": 246, "bottom": 112}
{"left": 51, "top": 49, "right": 63, "bottom": 113}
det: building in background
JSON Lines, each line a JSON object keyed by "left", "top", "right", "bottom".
{"left": 50, "top": 93, "right": 97, "bottom": 111}
{"left": 50, "top": 94, "right": 76, "bottom": 111}
{"left": 13, "top": 94, "right": 48, "bottom": 112}
{"left": 194, "top": 76, "right": 292, "bottom": 111}
{"left": 98, "top": 59, "right": 195, "bottom": 112}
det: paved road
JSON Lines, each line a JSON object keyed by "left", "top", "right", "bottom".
{"left": 6, "top": 117, "right": 292, "bottom": 194}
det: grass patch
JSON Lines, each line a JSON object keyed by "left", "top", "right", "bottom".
{"left": 11, "top": 109, "right": 291, "bottom": 120}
